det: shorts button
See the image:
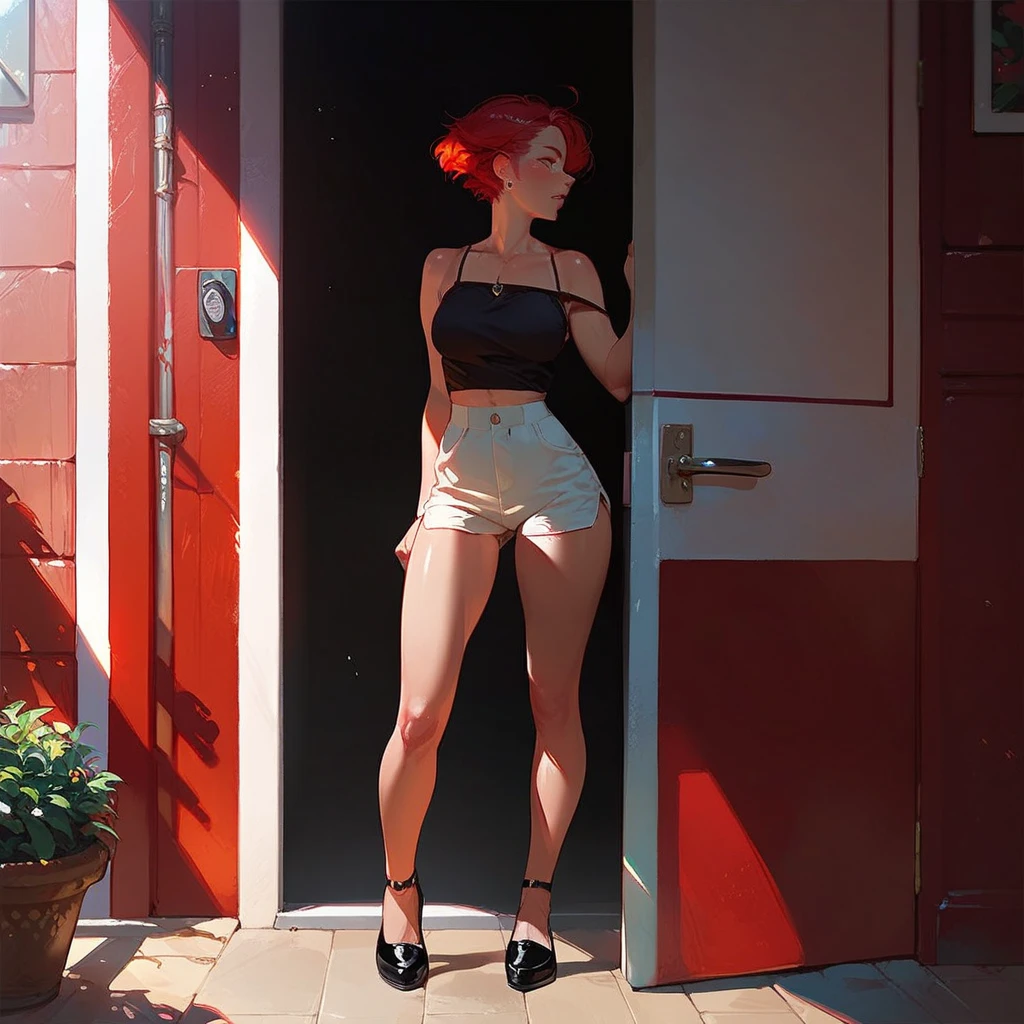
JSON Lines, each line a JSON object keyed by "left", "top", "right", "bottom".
{"left": 490, "top": 413, "right": 501, "bottom": 425}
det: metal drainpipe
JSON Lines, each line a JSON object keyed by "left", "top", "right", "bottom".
{"left": 148, "top": 0, "right": 181, "bottom": 831}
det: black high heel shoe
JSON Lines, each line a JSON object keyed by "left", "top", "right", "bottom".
{"left": 505, "top": 877, "right": 556, "bottom": 992}
{"left": 375, "top": 870, "right": 428, "bottom": 991}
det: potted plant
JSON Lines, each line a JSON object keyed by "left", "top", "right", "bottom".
{"left": 0, "top": 702, "right": 122, "bottom": 1013}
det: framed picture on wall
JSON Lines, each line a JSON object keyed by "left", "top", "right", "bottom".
{"left": 975, "top": 0, "right": 1024, "bottom": 132}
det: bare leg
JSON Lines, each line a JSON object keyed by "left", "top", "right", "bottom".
{"left": 511, "top": 502, "right": 612, "bottom": 947}
{"left": 378, "top": 526, "right": 500, "bottom": 943}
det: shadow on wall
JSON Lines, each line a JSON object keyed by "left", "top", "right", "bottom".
{"left": 1, "top": 467, "right": 230, "bottom": 916}
{"left": 0, "top": 474, "right": 77, "bottom": 723}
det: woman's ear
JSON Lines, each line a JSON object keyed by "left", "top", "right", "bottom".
{"left": 492, "top": 153, "right": 512, "bottom": 183}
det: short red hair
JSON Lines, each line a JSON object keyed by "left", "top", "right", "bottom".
{"left": 433, "top": 93, "right": 594, "bottom": 202}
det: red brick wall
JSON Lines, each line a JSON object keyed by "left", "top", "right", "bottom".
{"left": 0, "top": 0, "right": 78, "bottom": 724}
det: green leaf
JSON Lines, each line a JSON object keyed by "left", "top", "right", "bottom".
{"left": 0, "top": 835, "right": 23, "bottom": 860}
{"left": 0, "top": 766, "right": 23, "bottom": 780}
{"left": 47, "top": 794, "right": 72, "bottom": 810}
{"left": 17, "top": 708, "right": 51, "bottom": 731}
{"left": 19, "top": 786, "right": 40, "bottom": 804}
{"left": 1004, "top": 20, "right": 1024, "bottom": 49}
{"left": 22, "top": 814, "right": 56, "bottom": 860}
{"left": 42, "top": 804, "right": 73, "bottom": 838}
{"left": 0, "top": 779, "right": 18, "bottom": 798}
{"left": 0, "top": 817, "right": 25, "bottom": 835}
{"left": 994, "top": 82, "right": 1021, "bottom": 112}
{"left": 0, "top": 724, "right": 20, "bottom": 742}
{"left": 993, "top": 29, "right": 1008, "bottom": 49}
{"left": 42, "top": 737, "right": 66, "bottom": 758}
{"left": 22, "top": 749, "right": 47, "bottom": 771}
{"left": 83, "top": 820, "right": 120, "bottom": 841}
{"left": 52, "top": 721, "right": 72, "bottom": 735}
{"left": 1, "top": 702, "right": 26, "bottom": 724}
{"left": 67, "top": 723, "right": 95, "bottom": 744}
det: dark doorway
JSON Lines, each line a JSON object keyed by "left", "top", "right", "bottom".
{"left": 282, "top": 0, "right": 633, "bottom": 919}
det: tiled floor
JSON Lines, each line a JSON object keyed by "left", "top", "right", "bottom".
{"left": 5, "top": 920, "right": 1022, "bottom": 1024}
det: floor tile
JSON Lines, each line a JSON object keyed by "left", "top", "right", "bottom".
{"left": 701, "top": 1015, "right": 804, "bottom": 1024}
{"left": 770, "top": 963, "right": 936, "bottom": 1024}
{"left": 550, "top": 929, "right": 622, "bottom": 975}
{"left": 64, "top": 936, "right": 109, "bottom": 971}
{"left": 522, "top": 968, "right": 635, "bottom": 1024}
{"left": 329, "top": 929, "right": 381, "bottom": 951}
{"left": 422, "top": 929, "right": 524, "bottom": 1016}
{"left": 927, "top": 966, "right": 1022, "bottom": 984}
{"left": 924, "top": 965, "right": 1024, "bottom": 1023}
{"left": 424, "top": 1015, "right": 526, "bottom": 1023}
{"left": 138, "top": 917, "right": 239, "bottom": 958}
{"left": 56, "top": 935, "right": 146, "bottom": 987}
{"left": 48, "top": 951, "right": 215, "bottom": 1023}
{"left": 684, "top": 975, "right": 795, "bottom": 1015}
{"left": 876, "top": 960, "right": 979, "bottom": 1024}
{"left": 613, "top": 975, "right": 705, "bottom": 1024}
{"left": 319, "top": 929, "right": 425, "bottom": 1022}
{"left": 773, "top": 982, "right": 867, "bottom": 1024}
{"left": 193, "top": 929, "right": 332, "bottom": 1017}
{"left": 181, "top": 1015, "right": 316, "bottom": 1024}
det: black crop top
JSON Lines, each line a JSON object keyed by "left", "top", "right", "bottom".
{"left": 430, "top": 246, "right": 606, "bottom": 394}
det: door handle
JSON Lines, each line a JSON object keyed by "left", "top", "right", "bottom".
{"left": 661, "top": 424, "right": 772, "bottom": 505}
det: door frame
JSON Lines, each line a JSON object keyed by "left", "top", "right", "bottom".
{"left": 234, "top": 0, "right": 648, "bottom": 937}
{"left": 234, "top": 2, "right": 924, "bottom": 990}
{"left": 237, "top": 0, "right": 284, "bottom": 929}
{"left": 917, "top": 0, "right": 941, "bottom": 966}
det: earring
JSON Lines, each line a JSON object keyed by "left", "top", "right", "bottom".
{"left": 505, "top": 179, "right": 514, "bottom": 191}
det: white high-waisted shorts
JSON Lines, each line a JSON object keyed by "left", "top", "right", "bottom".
{"left": 421, "top": 400, "right": 610, "bottom": 546}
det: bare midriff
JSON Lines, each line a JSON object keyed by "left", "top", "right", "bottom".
{"left": 449, "top": 389, "right": 547, "bottom": 407}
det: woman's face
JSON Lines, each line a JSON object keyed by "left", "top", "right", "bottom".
{"left": 504, "top": 125, "right": 576, "bottom": 221}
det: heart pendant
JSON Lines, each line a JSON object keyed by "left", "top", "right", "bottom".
{"left": 491, "top": 283, "right": 503, "bottom": 296}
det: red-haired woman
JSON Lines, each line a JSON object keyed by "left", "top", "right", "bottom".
{"left": 376, "top": 93, "right": 633, "bottom": 994}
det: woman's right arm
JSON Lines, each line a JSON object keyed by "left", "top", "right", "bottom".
{"left": 415, "top": 249, "right": 454, "bottom": 517}
{"left": 395, "top": 249, "right": 453, "bottom": 570}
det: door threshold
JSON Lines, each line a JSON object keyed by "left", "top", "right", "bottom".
{"left": 275, "top": 905, "right": 621, "bottom": 931}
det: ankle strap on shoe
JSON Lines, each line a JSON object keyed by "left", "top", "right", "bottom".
{"left": 522, "top": 877, "right": 552, "bottom": 891}
{"left": 386, "top": 870, "right": 418, "bottom": 891}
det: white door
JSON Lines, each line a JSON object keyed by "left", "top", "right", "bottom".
{"left": 623, "top": 0, "right": 920, "bottom": 986}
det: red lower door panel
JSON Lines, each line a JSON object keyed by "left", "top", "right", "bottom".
{"left": 657, "top": 559, "right": 917, "bottom": 982}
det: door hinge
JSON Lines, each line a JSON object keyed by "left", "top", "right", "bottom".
{"left": 917, "top": 426, "right": 924, "bottom": 478}
{"left": 914, "top": 818, "right": 921, "bottom": 895}
{"left": 917, "top": 60, "right": 924, "bottom": 108}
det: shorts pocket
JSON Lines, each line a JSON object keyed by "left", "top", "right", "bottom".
{"left": 439, "top": 420, "right": 468, "bottom": 455}
{"left": 533, "top": 415, "right": 580, "bottom": 453}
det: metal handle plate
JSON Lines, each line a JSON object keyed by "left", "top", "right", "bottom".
{"left": 661, "top": 424, "right": 772, "bottom": 505}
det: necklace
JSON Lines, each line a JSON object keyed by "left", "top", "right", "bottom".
{"left": 490, "top": 249, "right": 528, "bottom": 296}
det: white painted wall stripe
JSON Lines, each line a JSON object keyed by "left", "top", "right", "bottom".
{"left": 238, "top": 0, "right": 283, "bottom": 928}
{"left": 76, "top": 0, "right": 112, "bottom": 921}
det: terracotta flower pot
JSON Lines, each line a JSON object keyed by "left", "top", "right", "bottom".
{"left": 0, "top": 840, "right": 110, "bottom": 1013}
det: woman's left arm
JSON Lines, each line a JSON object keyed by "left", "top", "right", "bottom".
{"left": 560, "top": 244, "right": 634, "bottom": 403}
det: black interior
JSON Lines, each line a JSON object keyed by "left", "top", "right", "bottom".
{"left": 282, "top": 0, "right": 633, "bottom": 918}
